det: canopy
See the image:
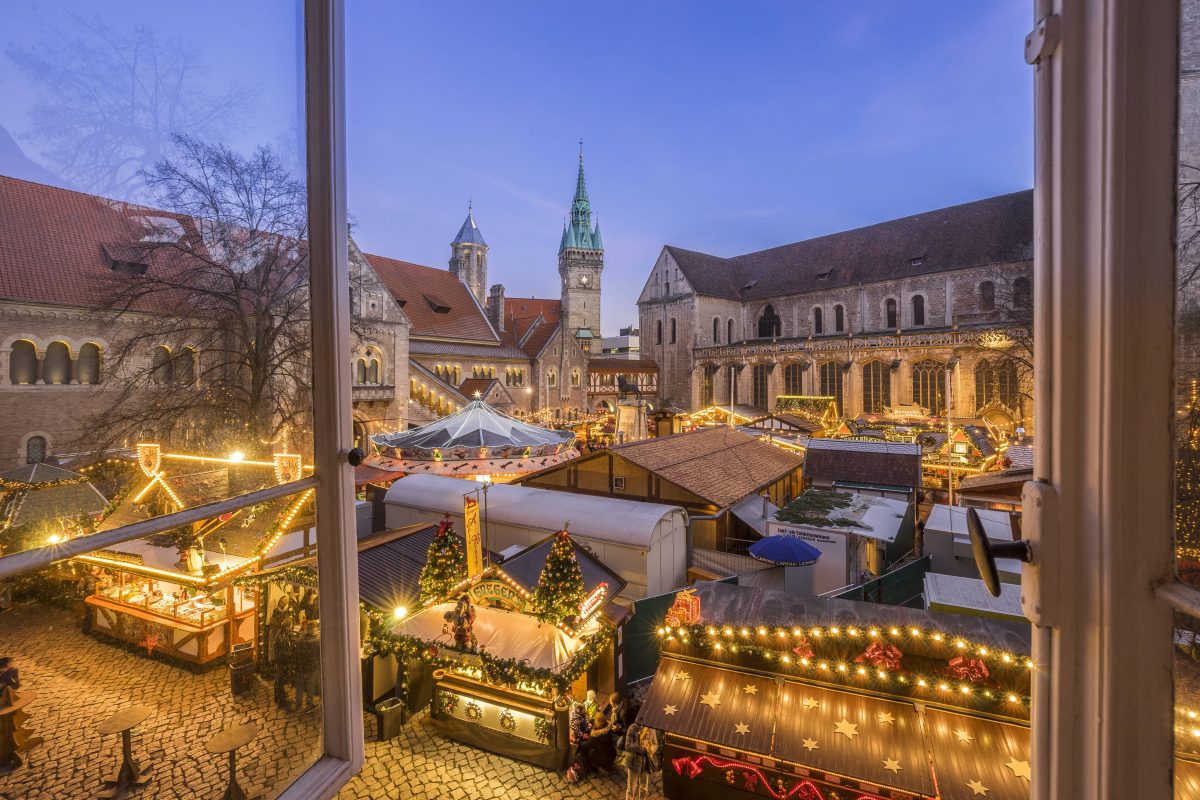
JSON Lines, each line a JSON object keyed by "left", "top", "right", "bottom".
{"left": 371, "top": 399, "right": 575, "bottom": 461}
{"left": 748, "top": 535, "right": 821, "bottom": 566}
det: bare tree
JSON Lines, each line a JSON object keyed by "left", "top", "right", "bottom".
{"left": 965, "top": 269, "right": 1034, "bottom": 430}
{"left": 80, "top": 136, "right": 312, "bottom": 457}
{"left": 6, "top": 18, "right": 254, "bottom": 198}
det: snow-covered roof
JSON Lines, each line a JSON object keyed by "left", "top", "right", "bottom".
{"left": 384, "top": 473, "right": 686, "bottom": 548}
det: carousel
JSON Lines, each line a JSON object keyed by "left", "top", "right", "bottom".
{"left": 367, "top": 399, "right": 579, "bottom": 483}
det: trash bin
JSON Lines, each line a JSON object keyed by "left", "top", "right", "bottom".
{"left": 376, "top": 698, "right": 404, "bottom": 741}
{"left": 229, "top": 642, "right": 255, "bottom": 696}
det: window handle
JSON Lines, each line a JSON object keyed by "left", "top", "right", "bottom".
{"left": 968, "top": 506, "right": 1033, "bottom": 597}
{"left": 346, "top": 447, "right": 365, "bottom": 467}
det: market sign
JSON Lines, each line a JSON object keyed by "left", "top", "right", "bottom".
{"left": 466, "top": 579, "right": 530, "bottom": 613}
{"left": 464, "top": 496, "right": 483, "bottom": 579}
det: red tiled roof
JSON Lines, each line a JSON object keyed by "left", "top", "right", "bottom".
{"left": 457, "top": 377, "right": 499, "bottom": 399}
{"left": 364, "top": 253, "right": 497, "bottom": 342}
{"left": 504, "top": 296, "right": 560, "bottom": 327}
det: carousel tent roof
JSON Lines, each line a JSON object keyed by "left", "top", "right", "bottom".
{"left": 371, "top": 399, "right": 574, "bottom": 452}
{"left": 0, "top": 462, "right": 85, "bottom": 485}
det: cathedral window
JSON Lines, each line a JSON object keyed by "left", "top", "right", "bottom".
{"left": 547, "top": 369, "right": 557, "bottom": 388}
{"left": 979, "top": 281, "right": 996, "bottom": 311}
{"left": 757, "top": 305, "right": 781, "bottom": 338}
{"left": 701, "top": 364, "right": 717, "bottom": 406}
{"left": 42, "top": 341, "right": 71, "bottom": 384}
{"left": 656, "top": 320, "right": 663, "bottom": 345}
{"left": 355, "top": 359, "right": 367, "bottom": 385}
{"left": 751, "top": 364, "right": 771, "bottom": 409}
{"left": 1013, "top": 276, "right": 1032, "bottom": 309}
{"left": 862, "top": 360, "right": 891, "bottom": 413}
{"left": 368, "top": 358, "right": 381, "bottom": 385}
{"left": 151, "top": 345, "right": 173, "bottom": 385}
{"left": 713, "top": 317, "right": 720, "bottom": 344}
{"left": 670, "top": 318, "right": 677, "bottom": 344}
{"left": 818, "top": 362, "right": 845, "bottom": 416}
{"left": 783, "top": 363, "right": 804, "bottom": 395}
{"left": 77, "top": 343, "right": 102, "bottom": 385}
{"left": 9, "top": 340, "right": 37, "bottom": 385}
{"left": 912, "top": 295, "right": 926, "bottom": 326}
{"left": 174, "top": 347, "right": 197, "bottom": 386}
{"left": 975, "top": 358, "right": 1019, "bottom": 410}
{"left": 912, "top": 359, "right": 947, "bottom": 415}
{"left": 571, "top": 369, "right": 581, "bottom": 388}
{"left": 25, "top": 435, "right": 47, "bottom": 464}
{"left": 885, "top": 298, "right": 898, "bottom": 329}
{"left": 727, "top": 319, "right": 735, "bottom": 344}
{"left": 813, "top": 307, "right": 824, "bottom": 335}
{"left": 834, "top": 305, "right": 845, "bottom": 333}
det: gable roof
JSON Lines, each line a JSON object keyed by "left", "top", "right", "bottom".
{"left": 365, "top": 253, "right": 497, "bottom": 341}
{"left": 803, "top": 439, "right": 923, "bottom": 489}
{"left": 457, "top": 377, "right": 499, "bottom": 400}
{"left": 665, "top": 190, "right": 1033, "bottom": 301}
{"left": 503, "top": 297, "right": 565, "bottom": 357}
{"left": 608, "top": 426, "right": 803, "bottom": 508}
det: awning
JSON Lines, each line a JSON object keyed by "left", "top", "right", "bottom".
{"left": 730, "top": 494, "right": 777, "bottom": 536}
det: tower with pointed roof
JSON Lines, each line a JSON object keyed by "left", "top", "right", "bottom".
{"left": 450, "top": 201, "right": 488, "bottom": 305}
{"left": 558, "top": 142, "right": 604, "bottom": 352}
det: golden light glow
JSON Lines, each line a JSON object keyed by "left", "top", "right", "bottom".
{"left": 228, "top": 451, "right": 245, "bottom": 462}
{"left": 393, "top": 606, "right": 408, "bottom": 620}
{"left": 47, "top": 532, "right": 63, "bottom": 545}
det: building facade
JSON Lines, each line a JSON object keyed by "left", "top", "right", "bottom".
{"left": 557, "top": 147, "right": 604, "bottom": 353}
{"left": 637, "top": 191, "right": 1034, "bottom": 434}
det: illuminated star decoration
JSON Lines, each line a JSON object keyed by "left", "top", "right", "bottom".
{"left": 734, "top": 722, "right": 750, "bottom": 735}
{"left": 674, "top": 670, "right": 691, "bottom": 682}
{"left": 954, "top": 728, "right": 975, "bottom": 744}
{"left": 801, "top": 738, "right": 819, "bottom": 751}
{"left": 966, "top": 778, "right": 990, "bottom": 796}
{"left": 802, "top": 697, "right": 820, "bottom": 710}
{"left": 663, "top": 705, "right": 678, "bottom": 716}
{"left": 472, "top": 390, "right": 482, "bottom": 399}
{"left": 882, "top": 757, "right": 902, "bottom": 774}
{"left": 1004, "top": 758, "right": 1032, "bottom": 780}
{"left": 700, "top": 692, "right": 721, "bottom": 709}
{"left": 742, "top": 684, "right": 758, "bottom": 695}
{"left": 876, "top": 711, "right": 895, "bottom": 725}
{"left": 834, "top": 719, "right": 858, "bottom": 740}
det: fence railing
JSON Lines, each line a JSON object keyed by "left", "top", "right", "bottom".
{"left": 829, "top": 555, "right": 932, "bottom": 608}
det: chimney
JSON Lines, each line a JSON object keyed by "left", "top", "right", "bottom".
{"left": 488, "top": 284, "right": 505, "bottom": 332}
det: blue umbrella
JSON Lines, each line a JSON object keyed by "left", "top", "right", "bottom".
{"left": 748, "top": 535, "right": 822, "bottom": 567}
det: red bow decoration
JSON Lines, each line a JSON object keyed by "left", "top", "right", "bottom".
{"left": 792, "top": 638, "right": 815, "bottom": 660}
{"left": 855, "top": 641, "right": 903, "bottom": 671}
{"left": 672, "top": 756, "right": 703, "bottom": 779}
{"left": 743, "top": 771, "right": 760, "bottom": 791}
{"left": 946, "top": 656, "right": 990, "bottom": 684}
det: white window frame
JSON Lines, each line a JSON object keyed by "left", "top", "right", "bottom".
{"left": 1029, "top": 1, "right": 1176, "bottom": 798}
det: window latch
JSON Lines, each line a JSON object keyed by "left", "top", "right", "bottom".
{"left": 346, "top": 447, "right": 365, "bottom": 467}
{"left": 1025, "top": 14, "right": 1061, "bottom": 65}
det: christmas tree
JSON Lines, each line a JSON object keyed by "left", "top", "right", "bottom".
{"left": 533, "top": 528, "right": 585, "bottom": 626}
{"left": 419, "top": 516, "right": 468, "bottom": 603}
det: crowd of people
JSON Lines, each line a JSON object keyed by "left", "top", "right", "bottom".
{"left": 268, "top": 591, "right": 321, "bottom": 714}
{"left": 565, "top": 688, "right": 660, "bottom": 798}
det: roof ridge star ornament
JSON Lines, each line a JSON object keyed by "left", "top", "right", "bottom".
{"left": 966, "top": 778, "right": 990, "bottom": 796}
{"left": 1004, "top": 757, "right": 1032, "bottom": 780}
{"left": 699, "top": 691, "right": 721, "bottom": 709}
{"left": 834, "top": 718, "right": 859, "bottom": 740}
{"left": 882, "top": 757, "right": 902, "bottom": 774}
{"left": 734, "top": 722, "right": 750, "bottom": 735}
{"left": 663, "top": 704, "right": 678, "bottom": 716}
{"left": 742, "top": 684, "right": 758, "bottom": 695}
{"left": 801, "top": 738, "right": 819, "bottom": 751}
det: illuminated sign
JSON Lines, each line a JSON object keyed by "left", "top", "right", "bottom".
{"left": 466, "top": 579, "right": 530, "bottom": 613}
{"left": 464, "top": 496, "right": 483, "bottom": 579}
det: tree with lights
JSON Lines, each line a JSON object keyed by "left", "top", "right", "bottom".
{"left": 533, "top": 528, "right": 585, "bottom": 626}
{"left": 419, "top": 516, "right": 467, "bottom": 604}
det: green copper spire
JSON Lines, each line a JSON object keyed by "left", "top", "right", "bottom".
{"left": 591, "top": 219, "right": 603, "bottom": 251}
{"left": 561, "top": 139, "right": 601, "bottom": 252}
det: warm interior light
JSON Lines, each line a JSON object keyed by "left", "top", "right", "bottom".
{"left": 393, "top": 606, "right": 408, "bottom": 620}
{"left": 47, "top": 532, "right": 63, "bottom": 544}
{"left": 229, "top": 451, "right": 245, "bottom": 462}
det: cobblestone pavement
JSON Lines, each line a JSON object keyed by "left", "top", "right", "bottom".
{"left": 0, "top": 602, "right": 659, "bottom": 800}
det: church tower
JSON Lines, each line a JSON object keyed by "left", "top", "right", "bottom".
{"left": 449, "top": 202, "right": 488, "bottom": 305}
{"left": 558, "top": 143, "right": 604, "bottom": 352}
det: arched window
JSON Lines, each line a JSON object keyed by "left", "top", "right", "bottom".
{"left": 547, "top": 369, "right": 557, "bottom": 388}
{"left": 813, "top": 307, "right": 824, "bottom": 335}
{"left": 355, "top": 359, "right": 367, "bottom": 384}
{"left": 783, "top": 362, "right": 805, "bottom": 395}
{"left": 751, "top": 364, "right": 771, "bottom": 409}
{"left": 151, "top": 346, "right": 173, "bottom": 385}
{"left": 368, "top": 359, "right": 381, "bottom": 385}
{"left": 818, "top": 362, "right": 845, "bottom": 416}
{"left": 912, "top": 359, "right": 947, "bottom": 415}
{"left": 571, "top": 369, "right": 581, "bottom": 388}
{"left": 670, "top": 318, "right": 677, "bottom": 344}
{"left": 885, "top": 298, "right": 898, "bottom": 329}
{"left": 25, "top": 435, "right": 47, "bottom": 464}
{"left": 976, "top": 358, "right": 1019, "bottom": 409}
{"left": 453, "top": 365, "right": 461, "bottom": 384}
{"left": 757, "top": 305, "right": 781, "bottom": 338}
{"left": 701, "top": 364, "right": 717, "bottom": 406}
{"left": 727, "top": 319, "right": 735, "bottom": 344}
{"left": 912, "top": 295, "right": 926, "bottom": 326}
{"left": 43, "top": 341, "right": 71, "bottom": 384}
{"left": 862, "top": 361, "right": 892, "bottom": 413}
{"left": 980, "top": 281, "right": 996, "bottom": 311}
{"left": 9, "top": 340, "right": 37, "bottom": 385}
{"left": 175, "top": 347, "right": 196, "bottom": 386}
{"left": 77, "top": 343, "right": 102, "bottom": 385}
{"left": 834, "top": 305, "right": 845, "bottom": 333}
{"left": 656, "top": 320, "right": 663, "bottom": 345}
{"left": 713, "top": 317, "right": 720, "bottom": 344}
{"left": 1013, "top": 276, "right": 1032, "bottom": 309}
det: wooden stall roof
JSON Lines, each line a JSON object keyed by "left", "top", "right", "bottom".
{"left": 1177, "top": 757, "right": 1200, "bottom": 799}
{"left": 922, "top": 708, "right": 1030, "bottom": 800}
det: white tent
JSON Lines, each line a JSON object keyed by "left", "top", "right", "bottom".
{"left": 384, "top": 474, "right": 689, "bottom": 599}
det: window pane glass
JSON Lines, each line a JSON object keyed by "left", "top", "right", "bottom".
{"left": 0, "top": 3, "right": 327, "bottom": 795}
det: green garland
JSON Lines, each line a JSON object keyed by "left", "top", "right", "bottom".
{"left": 233, "top": 564, "right": 318, "bottom": 588}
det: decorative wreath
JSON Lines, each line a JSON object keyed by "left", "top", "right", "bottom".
{"left": 534, "top": 717, "right": 553, "bottom": 744}
{"left": 465, "top": 701, "right": 483, "bottom": 722}
{"left": 499, "top": 708, "right": 516, "bottom": 732}
{"left": 438, "top": 692, "right": 459, "bottom": 716}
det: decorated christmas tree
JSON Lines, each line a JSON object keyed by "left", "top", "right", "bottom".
{"left": 419, "top": 515, "right": 467, "bottom": 603}
{"left": 533, "top": 528, "right": 585, "bottom": 626}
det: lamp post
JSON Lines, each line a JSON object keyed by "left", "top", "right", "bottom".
{"left": 945, "top": 357, "right": 960, "bottom": 505}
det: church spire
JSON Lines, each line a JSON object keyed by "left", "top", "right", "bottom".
{"left": 570, "top": 139, "right": 591, "bottom": 228}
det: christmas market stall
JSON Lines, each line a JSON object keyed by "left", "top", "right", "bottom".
{"left": 76, "top": 445, "right": 315, "bottom": 668}
{"left": 365, "top": 521, "right": 625, "bottom": 769}
{"left": 367, "top": 398, "right": 579, "bottom": 483}
{"left": 642, "top": 581, "right": 1036, "bottom": 800}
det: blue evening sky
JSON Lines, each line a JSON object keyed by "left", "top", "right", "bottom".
{"left": 0, "top": 2, "right": 1032, "bottom": 336}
